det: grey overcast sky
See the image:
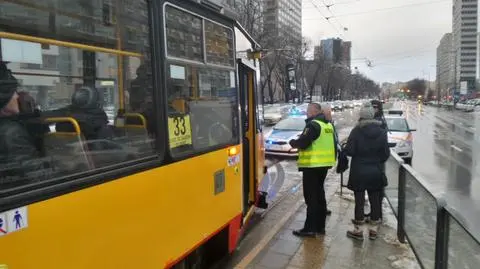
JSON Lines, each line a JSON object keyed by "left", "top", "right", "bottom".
{"left": 302, "top": 0, "right": 452, "bottom": 84}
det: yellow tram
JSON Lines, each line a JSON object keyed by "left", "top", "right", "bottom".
{"left": 0, "top": 0, "right": 265, "bottom": 268}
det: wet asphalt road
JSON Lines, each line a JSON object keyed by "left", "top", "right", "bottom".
{"left": 397, "top": 101, "right": 480, "bottom": 238}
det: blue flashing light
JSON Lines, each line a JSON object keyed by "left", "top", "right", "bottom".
{"left": 289, "top": 108, "right": 306, "bottom": 116}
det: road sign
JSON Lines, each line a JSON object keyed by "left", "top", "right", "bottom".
{"left": 460, "top": 81, "right": 467, "bottom": 94}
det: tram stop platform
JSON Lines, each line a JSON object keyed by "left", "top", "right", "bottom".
{"left": 230, "top": 172, "right": 421, "bottom": 269}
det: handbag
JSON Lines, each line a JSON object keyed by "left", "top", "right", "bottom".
{"left": 336, "top": 150, "right": 349, "bottom": 174}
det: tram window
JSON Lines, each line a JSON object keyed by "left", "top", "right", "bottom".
{"left": 204, "top": 20, "right": 234, "bottom": 67}
{"left": 165, "top": 5, "right": 203, "bottom": 62}
{"left": 0, "top": 0, "right": 158, "bottom": 191}
{"left": 166, "top": 63, "right": 239, "bottom": 157}
{"left": 0, "top": 0, "right": 149, "bottom": 53}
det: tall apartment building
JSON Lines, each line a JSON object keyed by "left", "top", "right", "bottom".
{"left": 342, "top": 41, "right": 352, "bottom": 70}
{"left": 452, "top": 0, "right": 478, "bottom": 90}
{"left": 436, "top": 33, "right": 455, "bottom": 96}
{"left": 263, "top": 0, "right": 302, "bottom": 46}
{"left": 314, "top": 38, "right": 351, "bottom": 69}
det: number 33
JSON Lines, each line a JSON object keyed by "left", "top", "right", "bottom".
{"left": 173, "top": 117, "right": 186, "bottom": 136}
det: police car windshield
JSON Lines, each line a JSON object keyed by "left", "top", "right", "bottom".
{"left": 385, "top": 117, "right": 409, "bottom": 132}
{"left": 274, "top": 117, "right": 305, "bottom": 131}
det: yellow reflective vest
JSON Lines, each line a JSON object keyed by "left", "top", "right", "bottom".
{"left": 297, "top": 120, "right": 336, "bottom": 168}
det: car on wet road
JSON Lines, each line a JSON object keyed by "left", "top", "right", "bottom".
{"left": 343, "top": 101, "right": 354, "bottom": 109}
{"left": 385, "top": 114, "right": 415, "bottom": 164}
{"left": 332, "top": 101, "right": 344, "bottom": 111}
{"left": 264, "top": 115, "right": 307, "bottom": 157}
{"left": 262, "top": 106, "right": 286, "bottom": 126}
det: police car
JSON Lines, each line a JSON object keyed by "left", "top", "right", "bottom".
{"left": 264, "top": 111, "right": 307, "bottom": 157}
{"left": 384, "top": 113, "right": 415, "bottom": 164}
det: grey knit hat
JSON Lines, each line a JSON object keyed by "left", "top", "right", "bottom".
{"left": 358, "top": 106, "right": 375, "bottom": 120}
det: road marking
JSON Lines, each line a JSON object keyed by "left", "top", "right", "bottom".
{"left": 451, "top": 145, "right": 463, "bottom": 152}
{"left": 234, "top": 197, "right": 303, "bottom": 269}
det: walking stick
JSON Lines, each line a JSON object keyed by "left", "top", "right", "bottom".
{"left": 340, "top": 172, "right": 343, "bottom": 196}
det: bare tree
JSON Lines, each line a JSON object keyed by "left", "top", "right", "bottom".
{"left": 236, "top": 0, "right": 266, "bottom": 43}
{"left": 236, "top": 2, "right": 311, "bottom": 104}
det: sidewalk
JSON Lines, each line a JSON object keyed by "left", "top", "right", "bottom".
{"left": 236, "top": 173, "right": 420, "bottom": 269}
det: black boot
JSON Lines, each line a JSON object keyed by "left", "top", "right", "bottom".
{"left": 292, "top": 229, "right": 317, "bottom": 237}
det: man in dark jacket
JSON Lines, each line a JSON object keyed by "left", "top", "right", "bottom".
{"left": 0, "top": 62, "right": 46, "bottom": 188}
{"left": 344, "top": 106, "right": 390, "bottom": 240}
{"left": 53, "top": 86, "right": 113, "bottom": 143}
{"left": 370, "top": 100, "right": 387, "bottom": 130}
{"left": 289, "top": 103, "right": 336, "bottom": 237}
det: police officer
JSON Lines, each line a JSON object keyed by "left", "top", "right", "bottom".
{"left": 289, "top": 102, "right": 336, "bottom": 237}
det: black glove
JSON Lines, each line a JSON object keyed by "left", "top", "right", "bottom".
{"left": 289, "top": 139, "right": 296, "bottom": 147}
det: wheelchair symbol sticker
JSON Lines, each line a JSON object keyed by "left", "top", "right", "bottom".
{"left": 0, "top": 213, "right": 7, "bottom": 236}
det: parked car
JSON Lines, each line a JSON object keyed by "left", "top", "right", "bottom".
{"left": 464, "top": 99, "right": 480, "bottom": 112}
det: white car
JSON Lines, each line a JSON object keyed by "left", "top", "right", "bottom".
{"left": 384, "top": 115, "right": 415, "bottom": 164}
{"left": 464, "top": 99, "right": 480, "bottom": 112}
{"left": 263, "top": 106, "right": 285, "bottom": 126}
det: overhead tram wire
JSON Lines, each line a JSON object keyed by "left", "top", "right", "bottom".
{"left": 312, "top": 0, "right": 371, "bottom": 67}
{"left": 317, "top": 0, "right": 450, "bottom": 18}
{"left": 312, "top": 0, "right": 447, "bottom": 68}
{"left": 307, "top": 0, "right": 345, "bottom": 39}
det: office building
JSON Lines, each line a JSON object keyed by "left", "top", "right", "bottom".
{"left": 314, "top": 38, "right": 351, "bottom": 69}
{"left": 263, "top": 0, "right": 302, "bottom": 46}
{"left": 452, "top": 0, "right": 478, "bottom": 90}
{"left": 342, "top": 41, "right": 352, "bottom": 70}
{"left": 436, "top": 33, "right": 455, "bottom": 96}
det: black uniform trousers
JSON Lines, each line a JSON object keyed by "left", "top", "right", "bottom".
{"left": 302, "top": 167, "right": 329, "bottom": 233}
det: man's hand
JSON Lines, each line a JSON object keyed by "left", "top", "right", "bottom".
{"left": 289, "top": 139, "right": 296, "bottom": 148}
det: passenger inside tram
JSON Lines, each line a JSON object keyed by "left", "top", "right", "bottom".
{"left": 129, "top": 64, "right": 155, "bottom": 136}
{"left": 17, "top": 91, "right": 50, "bottom": 155}
{"left": 0, "top": 62, "right": 47, "bottom": 185}
{"left": 54, "top": 86, "right": 113, "bottom": 143}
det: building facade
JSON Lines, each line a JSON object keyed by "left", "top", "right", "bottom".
{"left": 452, "top": 0, "right": 478, "bottom": 91}
{"left": 314, "top": 38, "right": 351, "bottom": 69}
{"left": 263, "top": 0, "right": 302, "bottom": 46}
{"left": 436, "top": 33, "right": 455, "bottom": 96}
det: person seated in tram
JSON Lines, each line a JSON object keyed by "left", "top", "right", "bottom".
{"left": 17, "top": 91, "right": 50, "bottom": 155}
{"left": 53, "top": 86, "right": 114, "bottom": 149}
{"left": 129, "top": 64, "right": 155, "bottom": 136}
{"left": 0, "top": 62, "right": 45, "bottom": 184}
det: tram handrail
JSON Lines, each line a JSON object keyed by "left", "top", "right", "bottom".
{"left": 386, "top": 151, "right": 480, "bottom": 269}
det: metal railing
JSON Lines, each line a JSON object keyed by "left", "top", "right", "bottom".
{"left": 385, "top": 152, "right": 480, "bottom": 269}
